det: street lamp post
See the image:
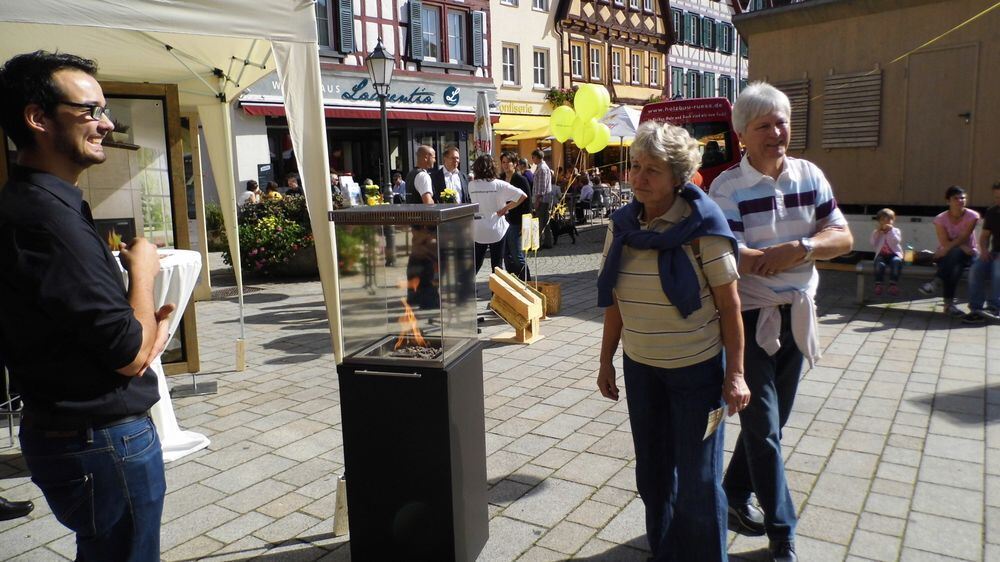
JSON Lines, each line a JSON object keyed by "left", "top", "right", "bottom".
{"left": 366, "top": 38, "right": 395, "bottom": 204}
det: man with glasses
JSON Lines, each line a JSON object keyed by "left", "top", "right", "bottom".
{"left": 0, "top": 51, "right": 173, "bottom": 560}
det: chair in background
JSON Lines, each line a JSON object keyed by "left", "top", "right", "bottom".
{"left": 1, "top": 354, "right": 20, "bottom": 448}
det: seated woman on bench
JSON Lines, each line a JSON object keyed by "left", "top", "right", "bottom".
{"left": 918, "top": 185, "right": 980, "bottom": 317}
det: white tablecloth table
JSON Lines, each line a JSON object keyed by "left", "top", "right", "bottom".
{"left": 117, "top": 249, "right": 210, "bottom": 462}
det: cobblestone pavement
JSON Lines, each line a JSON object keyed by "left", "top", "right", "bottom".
{"left": 1, "top": 223, "right": 998, "bottom": 561}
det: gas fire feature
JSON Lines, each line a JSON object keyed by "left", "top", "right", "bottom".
{"left": 330, "top": 204, "right": 487, "bottom": 562}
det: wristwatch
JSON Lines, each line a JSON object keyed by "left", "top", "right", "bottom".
{"left": 799, "top": 237, "right": 815, "bottom": 261}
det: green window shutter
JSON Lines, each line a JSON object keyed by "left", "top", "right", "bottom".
{"left": 716, "top": 21, "right": 724, "bottom": 52}
{"left": 409, "top": 0, "right": 424, "bottom": 60}
{"left": 702, "top": 18, "right": 713, "bottom": 49}
{"left": 472, "top": 11, "right": 485, "bottom": 67}
{"left": 683, "top": 13, "right": 692, "bottom": 44}
{"left": 337, "top": 0, "right": 355, "bottom": 53}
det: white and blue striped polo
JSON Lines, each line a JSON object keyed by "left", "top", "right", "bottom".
{"left": 709, "top": 155, "right": 847, "bottom": 297}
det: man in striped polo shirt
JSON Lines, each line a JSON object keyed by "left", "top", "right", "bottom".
{"left": 710, "top": 82, "right": 853, "bottom": 562}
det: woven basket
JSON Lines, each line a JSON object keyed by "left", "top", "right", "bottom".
{"left": 531, "top": 281, "right": 562, "bottom": 316}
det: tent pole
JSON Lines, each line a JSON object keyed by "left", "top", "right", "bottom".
{"left": 220, "top": 99, "right": 247, "bottom": 371}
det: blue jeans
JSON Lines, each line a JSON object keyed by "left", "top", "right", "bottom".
{"left": 874, "top": 254, "right": 902, "bottom": 283}
{"left": 936, "top": 247, "right": 973, "bottom": 300}
{"left": 968, "top": 253, "right": 1000, "bottom": 311}
{"left": 723, "top": 307, "right": 802, "bottom": 542}
{"left": 20, "top": 416, "right": 165, "bottom": 561}
{"left": 623, "top": 353, "right": 727, "bottom": 562}
{"left": 502, "top": 221, "right": 530, "bottom": 281}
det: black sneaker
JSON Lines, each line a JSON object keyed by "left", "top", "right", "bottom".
{"left": 769, "top": 540, "right": 797, "bottom": 562}
{"left": 727, "top": 502, "right": 766, "bottom": 536}
{"left": 963, "top": 311, "right": 987, "bottom": 324}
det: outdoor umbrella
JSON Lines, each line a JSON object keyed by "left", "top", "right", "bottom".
{"left": 600, "top": 105, "right": 641, "bottom": 181}
{"left": 474, "top": 90, "right": 493, "bottom": 158}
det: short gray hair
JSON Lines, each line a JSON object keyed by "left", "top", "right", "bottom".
{"left": 732, "top": 81, "right": 791, "bottom": 135}
{"left": 630, "top": 120, "right": 701, "bottom": 186}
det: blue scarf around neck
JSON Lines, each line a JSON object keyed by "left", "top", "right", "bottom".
{"left": 596, "top": 183, "right": 738, "bottom": 317}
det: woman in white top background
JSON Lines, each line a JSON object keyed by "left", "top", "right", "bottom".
{"left": 468, "top": 154, "right": 527, "bottom": 275}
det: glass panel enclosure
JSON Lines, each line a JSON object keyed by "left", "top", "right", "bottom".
{"left": 333, "top": 204, "right": 478, "bottom": 367}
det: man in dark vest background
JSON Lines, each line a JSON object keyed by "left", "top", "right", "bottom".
{"left": 405, "top": 144, "right": 436, "bottom": 204}
{"left": 431, "top": 145, "right": 470, "bottom": 203}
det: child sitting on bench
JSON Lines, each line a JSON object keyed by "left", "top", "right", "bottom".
{"left": 870, "top": 208, "right": 904, "bottom": 296}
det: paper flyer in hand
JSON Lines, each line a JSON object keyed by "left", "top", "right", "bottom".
{"left": 703, "top": 406, "right": 727, "bottom": 441}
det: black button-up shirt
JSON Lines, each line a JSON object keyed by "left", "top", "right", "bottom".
{"left": 0, "top": 166, "right": 157, "bottom": 418}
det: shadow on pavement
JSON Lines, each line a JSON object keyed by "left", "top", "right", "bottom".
{"left": 911, "top": 383, "right": 999, "bottom": 424}
{"left": 565, "top": 539, "right": 650, "bottom": 561}
{"left": 0, "top": 452, "right": 29, "bottom": 479}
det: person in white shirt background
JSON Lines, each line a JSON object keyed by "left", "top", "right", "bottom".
{"left": 467, "top": 154, "right": 526, "bottom": 276}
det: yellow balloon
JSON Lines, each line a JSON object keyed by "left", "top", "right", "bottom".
{"left": 574, "top": 117, "right": 598, "bottom": 149}
{"left": 595, "top": 85, "right": 612, "bottom": 119}
{"left": 549, "top": 106, "right": 576, "bottom": 143}
{"left": 586, "top": 123, "right": 612, "bottom": 153}
{"left": 574, "top": 84, "right": 600, "bottom": 121}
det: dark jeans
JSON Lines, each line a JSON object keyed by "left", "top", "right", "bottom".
{"left": 936, "top": 247, "right": 973, "bottom": 300}
{"left": 502, "top": 222, "right": 530, "bottom": 281}
{"left": 969, "top": 253, "right": 1000, "bottom": 311}
{"left": 623, "top": 353, "right": 727, "bottom": 562}
{"left": 874, "top": 254, "right": 902, "bottom": 283}
{"left": 474, "top": 239, "right": 505, "bottom": 276}
{"left": 20, "top": 416, "right": 165, "bottom": 561}
{"left": 535, "top": 203, "right": 552, "bottom": 248}
{"left": 723, "top": 307, "right": 802, "bottom": 542}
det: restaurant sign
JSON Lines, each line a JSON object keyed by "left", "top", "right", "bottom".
{"left": 240, "top": 71, "right": 493, "bottom": 111}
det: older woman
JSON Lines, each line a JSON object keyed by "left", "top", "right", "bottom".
{"left": 918, "top": 185, "right": 980, "bottom": 316}
{"left": 468, "top": 154, "right": 527, "bottom": 275}
{"left": 596, "top": 120, "right": 750, "bottom": 562}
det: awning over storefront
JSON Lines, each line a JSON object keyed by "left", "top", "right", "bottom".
{"left": 505, "top": 125, "right": 552, "bottom": 141}
{"left": 241, "top": 102, "right": 482, "bottom": 123}
{"left": 493, "top": 114, "right": 551, "bottom": 135}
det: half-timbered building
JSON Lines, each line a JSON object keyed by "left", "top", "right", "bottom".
{"left": 554, "top": 0, "right": 672, "bottom": 107}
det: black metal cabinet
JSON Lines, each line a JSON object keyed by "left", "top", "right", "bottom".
{"left": 338, "top": 342, "right": 487, "bottom": 562}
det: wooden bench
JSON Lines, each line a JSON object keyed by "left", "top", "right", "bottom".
{"left": 817, "top": 260, "right": 954, "bottom": 304}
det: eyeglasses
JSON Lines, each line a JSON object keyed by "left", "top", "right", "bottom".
{"left": 59, "top": 101, "right": 112, "bottom": 122}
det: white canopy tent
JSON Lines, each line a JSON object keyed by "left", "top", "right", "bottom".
{"left": 0, "top": 0, "right": 345, "bottom": 362}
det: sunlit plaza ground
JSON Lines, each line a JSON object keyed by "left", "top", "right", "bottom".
{"left": 2, "top": 224, "right": 998, "bottom": 561}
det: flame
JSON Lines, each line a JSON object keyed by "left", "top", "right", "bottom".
{"left": 107, "top": 228, "right": 122, "bottom": 251}
{"left": 395, "top": 297, "right": 427, "bottom": 349}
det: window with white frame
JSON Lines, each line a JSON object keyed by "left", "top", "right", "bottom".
{"left": 611, "top": 50, "right": 622, "bottom": 83}
{"left": 571, "top": 44, "right": 584, "bottom": 78}
{"left": 532, "top": 0, "right": 549, "bottom": 10}
{"left": 719, "top": 23, "right": 734, "bottom": 54}
{"left": 702, "top": 17, "right": 715, "bottom": 50}
{"left": 686, "top": 69, "right": 700, "bottom": 98}
{"left": 630, "top": 52, "right": 641, "bottom": 84}
{"left": 447, "top": 10, "right": 466, "bottom": 64}
{"left": 532, "top": 49, "right": 548, "bottom": 87}
{"left": 719, "top": 75, "right": 734, "bottom": 102}
{"left": 629, "top": 0, "right": 639, "bottom": 9}
{"left": 421, "top": 5, "right": 441, "bottom": 61}
{"left": 685, "top": 12, "right": 700, "bottom": 46}
{"left": 500, "top": 0, "right": 517, "bottom": 6}
{"left": 649, "top": 55, "right": 660, "bottom": 86}
{"left": 670, "top": 9, "right": 682, "bottom": 41}
{"left": 589, "top": 46, "right": 602, "bottom": 80}
{"left": 502, "top": 44, "right": 519, "bottom": 84}
{"left": 671, "top": 66, "right": 684, "bottom": 98}
{"left": 702, "top": 71, "right": 715, "bottom": 97}
{"left": 613, "top": 0, "right": 624, "bottom": 6}
{"left": 643, "top": 0, "right": 652, "bottom": 11}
